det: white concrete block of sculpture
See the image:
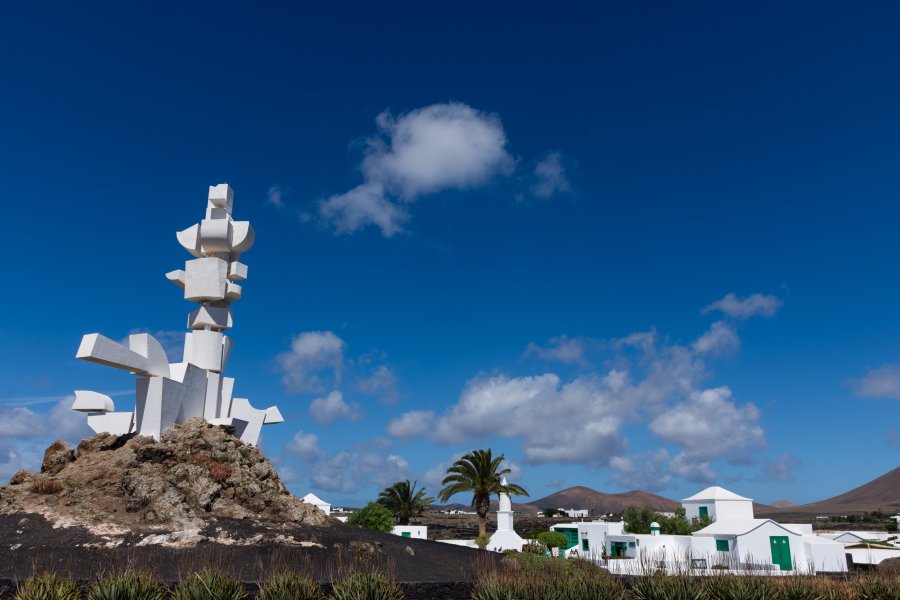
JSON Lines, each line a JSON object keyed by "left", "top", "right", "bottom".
{"left": 184, "top": 257, "right": 228, "bottom": 301}
{"left": 72, "top": 184, "right": 282, "bottom": 446}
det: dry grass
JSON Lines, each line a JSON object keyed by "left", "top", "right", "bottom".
{"left": 31, "top": 477, "right": 64, "bottom": 495}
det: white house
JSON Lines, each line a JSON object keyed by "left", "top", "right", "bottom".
{"left": 301, "top": 492, "right": 331, "bottom": 515}
{"left": 559, "top": 508, "right": 589, "bottom": 518}
{"left": 549, "top": 485, "right": 847, "bottom": 575}
{"left": 682, "top": 486, "right": 754, "bottom": 521}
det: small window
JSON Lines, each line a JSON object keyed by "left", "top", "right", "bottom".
{"left": 699, "top": 506, "right": 709, "bottom": 518}
{"left": 628, "top": 541, "right": 636, "bottom": 547}
{"left": 716, "top": 539, "right": 729, "bottom": 552}
{"left": 582, "top": 539, "right": 590, "bottom": 552}
{"left": 401, "top": 531, "right": 411, "bottom": 538}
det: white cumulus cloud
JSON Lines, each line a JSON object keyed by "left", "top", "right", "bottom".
{"left": 853, "top": 364, "right": 900, "bottom": 400}
{"left": 530, "top": 151, "right": 571, "bottom": 199}
{"left": 387, "top": 410, "right": 435, "bottom": 438}
{"left": 319, "top": 102, "right": 515, "bottom": 236}
{"left": 277, "top": 331, "right": 346, "bottom": 393}
{"left": 692, "top": 321, "right": 740, "bottom": 356}
{"left": 703, "top": 293, "right": 783, "bottom": 319}
{"left": 524, "top": 335, "right": 591, "bottom": 365}
{"left": 308, "top": 390, "right": 360, "bottom": 426}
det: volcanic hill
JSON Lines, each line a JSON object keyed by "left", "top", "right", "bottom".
{"left": 528, "top": 485, "right": 680, "bottom": 514}
{"left": 757, "top": 466, "right": 900, "bottom": 519}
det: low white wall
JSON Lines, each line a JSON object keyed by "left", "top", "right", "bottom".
{"left": 392, "top": 525, "right": 427, "bottom": 539}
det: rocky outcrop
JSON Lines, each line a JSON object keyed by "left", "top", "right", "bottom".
{"left": 0, "top": 418, "right": 328, "bottom": 531}
{"left": 41, "top": 440, "right": 75, "bottom": 475}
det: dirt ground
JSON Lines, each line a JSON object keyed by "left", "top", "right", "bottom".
{"left": 0, "top": 512, "right": 496, "bottom": 585}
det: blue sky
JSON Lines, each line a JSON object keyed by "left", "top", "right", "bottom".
{"left": 2, "top": 1, "right": 898, "bottom": 508}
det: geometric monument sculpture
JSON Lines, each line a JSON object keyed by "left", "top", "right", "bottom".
{"left": 72, "top": 184, "right": 282, "bottom": 445}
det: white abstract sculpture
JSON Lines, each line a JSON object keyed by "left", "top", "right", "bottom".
{"left": 73, "top": 184, "right": 282, "bottom": 445}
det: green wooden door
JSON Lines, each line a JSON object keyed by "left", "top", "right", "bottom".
{"left": 699, "top": 506, "right": 708, "bottom": 518}
{"left": 769, "top": 536, "right": 792, "bottom": 571}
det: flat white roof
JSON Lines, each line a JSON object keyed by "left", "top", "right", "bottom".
{"left": 693, "top": 518, "right": 801, "bottom": 537}
{"left": 682, "top": 486, "right": 752, "bottom": 502}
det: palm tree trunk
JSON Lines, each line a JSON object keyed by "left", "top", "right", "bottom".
{"left": 476, "top": 493, "right": 490, "bottom": 537}
{"left": 478, "top": 515, "right": 486, "bottom": 537}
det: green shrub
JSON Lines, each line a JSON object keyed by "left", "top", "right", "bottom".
{"left": 14, "top": 574, "right": 81, "bottom": 600}
{"left": 521, "top": 540, "right": 547, "bottom": 555}
{"left": 852, "top": 573, "right": 900, "bottom": 600}
{"left": 172, "top": 571, "right": 246, "bottom": 600}
{"left": 704, "top": 574, "right": 776, "bottom": 600}
{"left": 475, "top": 534, "right": 492, "bottom": 549}
{"left": 473, "top": 558, "right": 623, "bottom": 600}
{"left": 257, "top": 573, "right": 323, "bottom": 600}
{"left": 632, "top": 575, "right": 704, "bottom": 600}
{"left": 346, "top": 503, "right": 394, "bottom": 534}
{"left": 328, "top": 570, "right": 402, "bottom": 600}
{"left": 536, "top": 531, "right": 568, "bottom": 551}
{"left": 87, "top": 571, "right": 164, "bottom": 600}
{"left": 774, "top": 576, "right": 825, "bottom": 600}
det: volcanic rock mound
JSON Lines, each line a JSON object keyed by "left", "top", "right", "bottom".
{"left": 0, "top": 418, "right": 327, "bottom": 531}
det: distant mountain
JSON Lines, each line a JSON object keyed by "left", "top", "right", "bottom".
{"left": 528, "top": 486, "right": 679, "bottom": 514}
{"left": 770, "top": 499, "right": 798, "bottom": 508}
{"left": 758, "top": 466, "right": 900, "bottom": 518}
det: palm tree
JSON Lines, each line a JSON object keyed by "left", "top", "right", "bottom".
{"left": 377, "top": 479, "right": 434, "bottom": 525}
{"left": 438, "top": 449, "right": 528, "bottom": 537}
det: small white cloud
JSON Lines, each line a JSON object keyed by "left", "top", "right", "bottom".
{"left": 320, "top": 102, "right": 515, "bottom": 236}
{"left": 524, "top": 335, "right": 591, "bottom": 365}
{"left": 755, "top": 453, "right": 801, "bottom": 483}
{"left": 310, "top": 449, "right": 409, "bottom": 494}
{"left": 692, "top": 321, "right": 740, "bottom": 356}
{"left": 357, "top": 365, "right": 400, "bottom": 404}
{"left": 308, "top": 391, "right": 360, "bottom": 426}
{"left": 530, "top": 151, "right": 571, "bottom": 199}
{"left": 268, "top": 185, "right": 287, "bottom": 209}
{"left": 276, "top": 331, "right": 346, "bottom": 393}
{"left": 853, "top": 364, "right": 900, "bottom": 400}
{"left": 284, "top": 431, "right": 322, "bottom": 461}
{"left": 387, "top": 410, "right": 435, "bottom": 438}
{"left": 609, "top": 449, "right": 671, "bottom": 492}
{"left": 319, "top": 182, "right": 408, "bottom": 237}
{"left": 703, "top": 293, "right": 782, "bottom": 319}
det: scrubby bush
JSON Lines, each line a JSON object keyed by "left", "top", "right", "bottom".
{"left": 257, "top": 573, "right": 323, "bottom": 600}
{"left": 632, "top": 574, "right": 704, "bottom": 600}
{"left": 473, "top": 555, "right": 624, "bottom": 600}
{"left": 14, "top": 573, "right": 81, "bottom": 600}
{"left": 521, "top": 539, "right": 547, "bottom": 555}
{"left": 536, "top": 531, "right": 568, "bottom": 551}
{"left": 87, "top": 570, "right": 164, "bottom": 600}
{"left": 474, "top": 534, "right": 492, "bottom": 549}
{"left": 346, "top": 502, "right": 394, "bottom": 534}
{"left": 328, "top": 570, "right": 402, "bottom": 600}
{"left": 704, "top": 574, "right": 776, "bottom": 600}
{"left": 31, "top": 477, "right": 64, "bottom": 495}
{"left": 852, "top": 572, "right": 900, "bottom": 600}
{"left": 172, "top": 571, "right": 246, "bottom": 600}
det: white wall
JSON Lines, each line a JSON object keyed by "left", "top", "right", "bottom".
{"left": 803, "top": 540, "right": 848, "bottom": 572}
{"left": 392, "top": 525, "right": 427, "bottom": 540}
{"left": 846, "top": 546, "right": 900, "bottom": 566}
{"left": 733, "top": 522, "right": 810, "bottom": 574}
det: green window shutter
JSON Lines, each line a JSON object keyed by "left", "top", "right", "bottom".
{"left": 582, "top": 538, "right": 590, "bottom": 552}
{"left": 699, "top": 506, "right": 708, "bottom": 518}
{"left": 716, "top": 539, "right": 729, "bottom": 552}
{"left": 401, "top": 531, "right": 411, "bottom": 538}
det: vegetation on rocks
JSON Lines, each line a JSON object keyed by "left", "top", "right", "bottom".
{"left": 1, "top": 418, "right": 328, "bottom": 530}
{"left": 257, "top": 573, "right": 324, "bottom": 600}
{"left": 173, "top": 571, "right": 246, "bottom": 600}
{"left": 14, "top": 573, "right": 81, "bottom": 600}
{"left": 87, "top": 570, "right": 166, "bottom": 600}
